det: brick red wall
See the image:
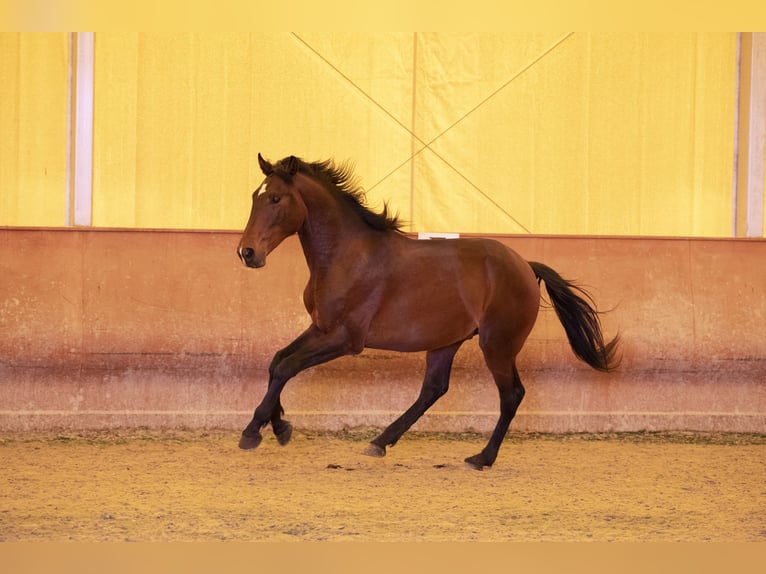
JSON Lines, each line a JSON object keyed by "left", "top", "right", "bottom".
{"left": 1, "top": 228, "right": 764, "bottom": 432}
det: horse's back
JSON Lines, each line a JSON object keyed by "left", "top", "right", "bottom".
{"left": 408, "top": 235, "right": 537, "bottom": 298}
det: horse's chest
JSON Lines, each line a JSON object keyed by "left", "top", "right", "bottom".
{"left": 303, "top": 273, "right": 380, "bottom": 333}
{"left": 302, "top": 279, "right": 343, "bottom": 330}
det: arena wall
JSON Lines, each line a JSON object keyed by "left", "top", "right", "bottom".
{"left": 1, "top": 228, "right": 764, "bottom": 434}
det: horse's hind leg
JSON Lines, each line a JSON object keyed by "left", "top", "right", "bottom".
{"left": 364, "top": 341, "right": 463, "bottom": 458}
{"left": 465, "top": 356, "right": 525, "bottom": 471}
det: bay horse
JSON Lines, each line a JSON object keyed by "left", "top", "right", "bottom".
{"left": 236, "top": 154, "right": 620, "bottom": 470}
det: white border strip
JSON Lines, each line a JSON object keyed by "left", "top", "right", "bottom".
{"left": 73, "top": 32, "right": 94, "bottom": 227}
{"left": 65, "top": 33, "right": 73, "bottom": 226}
{"left": 732, "top": 33, "right": 741, "bottom": 236}
{"left": 736, "top": 32, "right": 766, "bottom": 237}
{"left": 417, "top": 232, "right": 460, "bottom": 240}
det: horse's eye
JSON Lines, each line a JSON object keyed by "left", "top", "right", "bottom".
{"left": 270, "top": 195, "right": 280, "bottom": 204}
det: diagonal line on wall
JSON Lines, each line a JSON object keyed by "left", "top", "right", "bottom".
{"left": 291, "top": 33, "right": 424, "bottom": 147}
{"left": 371, "top": 145, "right": 533, "bottom": 233}
{"left": 292, "top": 33, "right": 574, "bottom": 234}
{"left": 423, "top": 33, "right": 575, "bottom": 148}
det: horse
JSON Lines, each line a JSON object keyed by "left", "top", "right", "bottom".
{"left": 236, "top": 153, "right": 620, "bottom": 470}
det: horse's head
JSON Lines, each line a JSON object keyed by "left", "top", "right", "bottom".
{"left": 237, "top": 153, "right": 308, "bottom": 268}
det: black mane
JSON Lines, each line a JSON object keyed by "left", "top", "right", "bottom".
{"left": 274, "top": 156, "right": 403, "bottom": 232}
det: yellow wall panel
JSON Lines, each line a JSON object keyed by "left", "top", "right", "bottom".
{"left": 5, "top": 33, "right": 739, "bottom": 236}
{"left": 94, "top": 33, "right": 256, "bottom": 228}
{"left": 690, "top": 35, "right": 741, "bottom": 237}
{"left": 413, "top": 33, "right": 736, "bottom": 236}
{"left": 0, "top": 33, "right": 68, "bottom": 226}
{"left": 92, "top": 33, "right": 415, "bottom": 229}
{"left": 92, "top": 33, "right": 138, "bottom": 226}
{"left": 532, "top": 36, "right": 590, "bottom": 234}
{"left": 412, "top": 33, "right": 574, "bottom": 233}
{"left": 289, "top": 33, "right": 415, "bottom": 224}
{"left": 248, "top": 33, "right": 415, "bottom": 225}
{"left": 593, "top": 33, "right": 735, "bottom": 236}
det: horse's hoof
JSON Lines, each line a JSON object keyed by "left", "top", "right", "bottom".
{"left": 362, "top": 443, "right": 386, "bottom": 458}
{"left": 274, "top": 421, "right": 293, "bottom": 446}
{"left": 239, "top": 432, "right": 263, "bottom": 450}
{"left": 464, "top": 454, "right": 488, "bottom": 471}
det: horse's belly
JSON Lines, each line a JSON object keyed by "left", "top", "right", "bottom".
{"left": 364, "top": 325, "right": 475, "bottom": 353}
{"left": 363, "top": 289, "right": 479, "bottom": 352}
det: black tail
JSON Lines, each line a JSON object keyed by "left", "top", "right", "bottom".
{"left": 529, "top": 261, "right": 620, "bottom": 372}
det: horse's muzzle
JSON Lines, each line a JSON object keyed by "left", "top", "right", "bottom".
{"left": 237, "top": 246, "right": 265, "bottom": 268}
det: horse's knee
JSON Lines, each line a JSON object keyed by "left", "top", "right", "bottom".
{"left": 420, "top": 376, "right": 449, "bottom": 406}
{"left": 268, "top": 352, "right": 283, "bottom": 379}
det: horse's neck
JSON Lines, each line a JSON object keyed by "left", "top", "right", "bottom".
{"left": 296, "top": 185, "right": 370, "bottom": 275}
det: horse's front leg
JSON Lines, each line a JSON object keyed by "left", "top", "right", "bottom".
{"left": 239, "top": 324, "right": 357, "bottom": 450}
{"left": 268, "top": 349, "right": 294, "bottom": 447}
{"left": 269, "top": 398, "right": 292, "bottom": 446}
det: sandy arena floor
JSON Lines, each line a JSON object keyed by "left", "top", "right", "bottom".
{"left": 1, "top": 429, "right": 764, "bottom": 542}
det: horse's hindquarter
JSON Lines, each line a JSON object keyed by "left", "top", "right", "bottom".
{"left": 474, "top": 238, "right": 541, "bottom": 354}
{"left": 364, "top": 236, "right": 538, "bottom": 352}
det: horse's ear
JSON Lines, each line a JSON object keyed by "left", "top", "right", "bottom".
{"left": 285, "top": 155, "right": 299, "bottom": 176}
{"left": 258, "top": 153, "right": 274, "bottom": 176}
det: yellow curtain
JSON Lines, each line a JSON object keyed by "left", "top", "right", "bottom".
{"left": 92, "top": 32, "right": 738, "bottom": 236}
{"left": 92, "top": 33, "right": 414, "bottom": 229}
{"left": 414, "top": 33, "right": 737, "bottom": 236}
{"left": 0, "top": 33, "right": 69, "bottom": 227}
{"left": 2, "top": 33, "right": 741, "bottom": 236}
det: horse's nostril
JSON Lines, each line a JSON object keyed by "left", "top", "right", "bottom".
{"left": 238, "top": 246, "right": 255, "bottom": 263}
